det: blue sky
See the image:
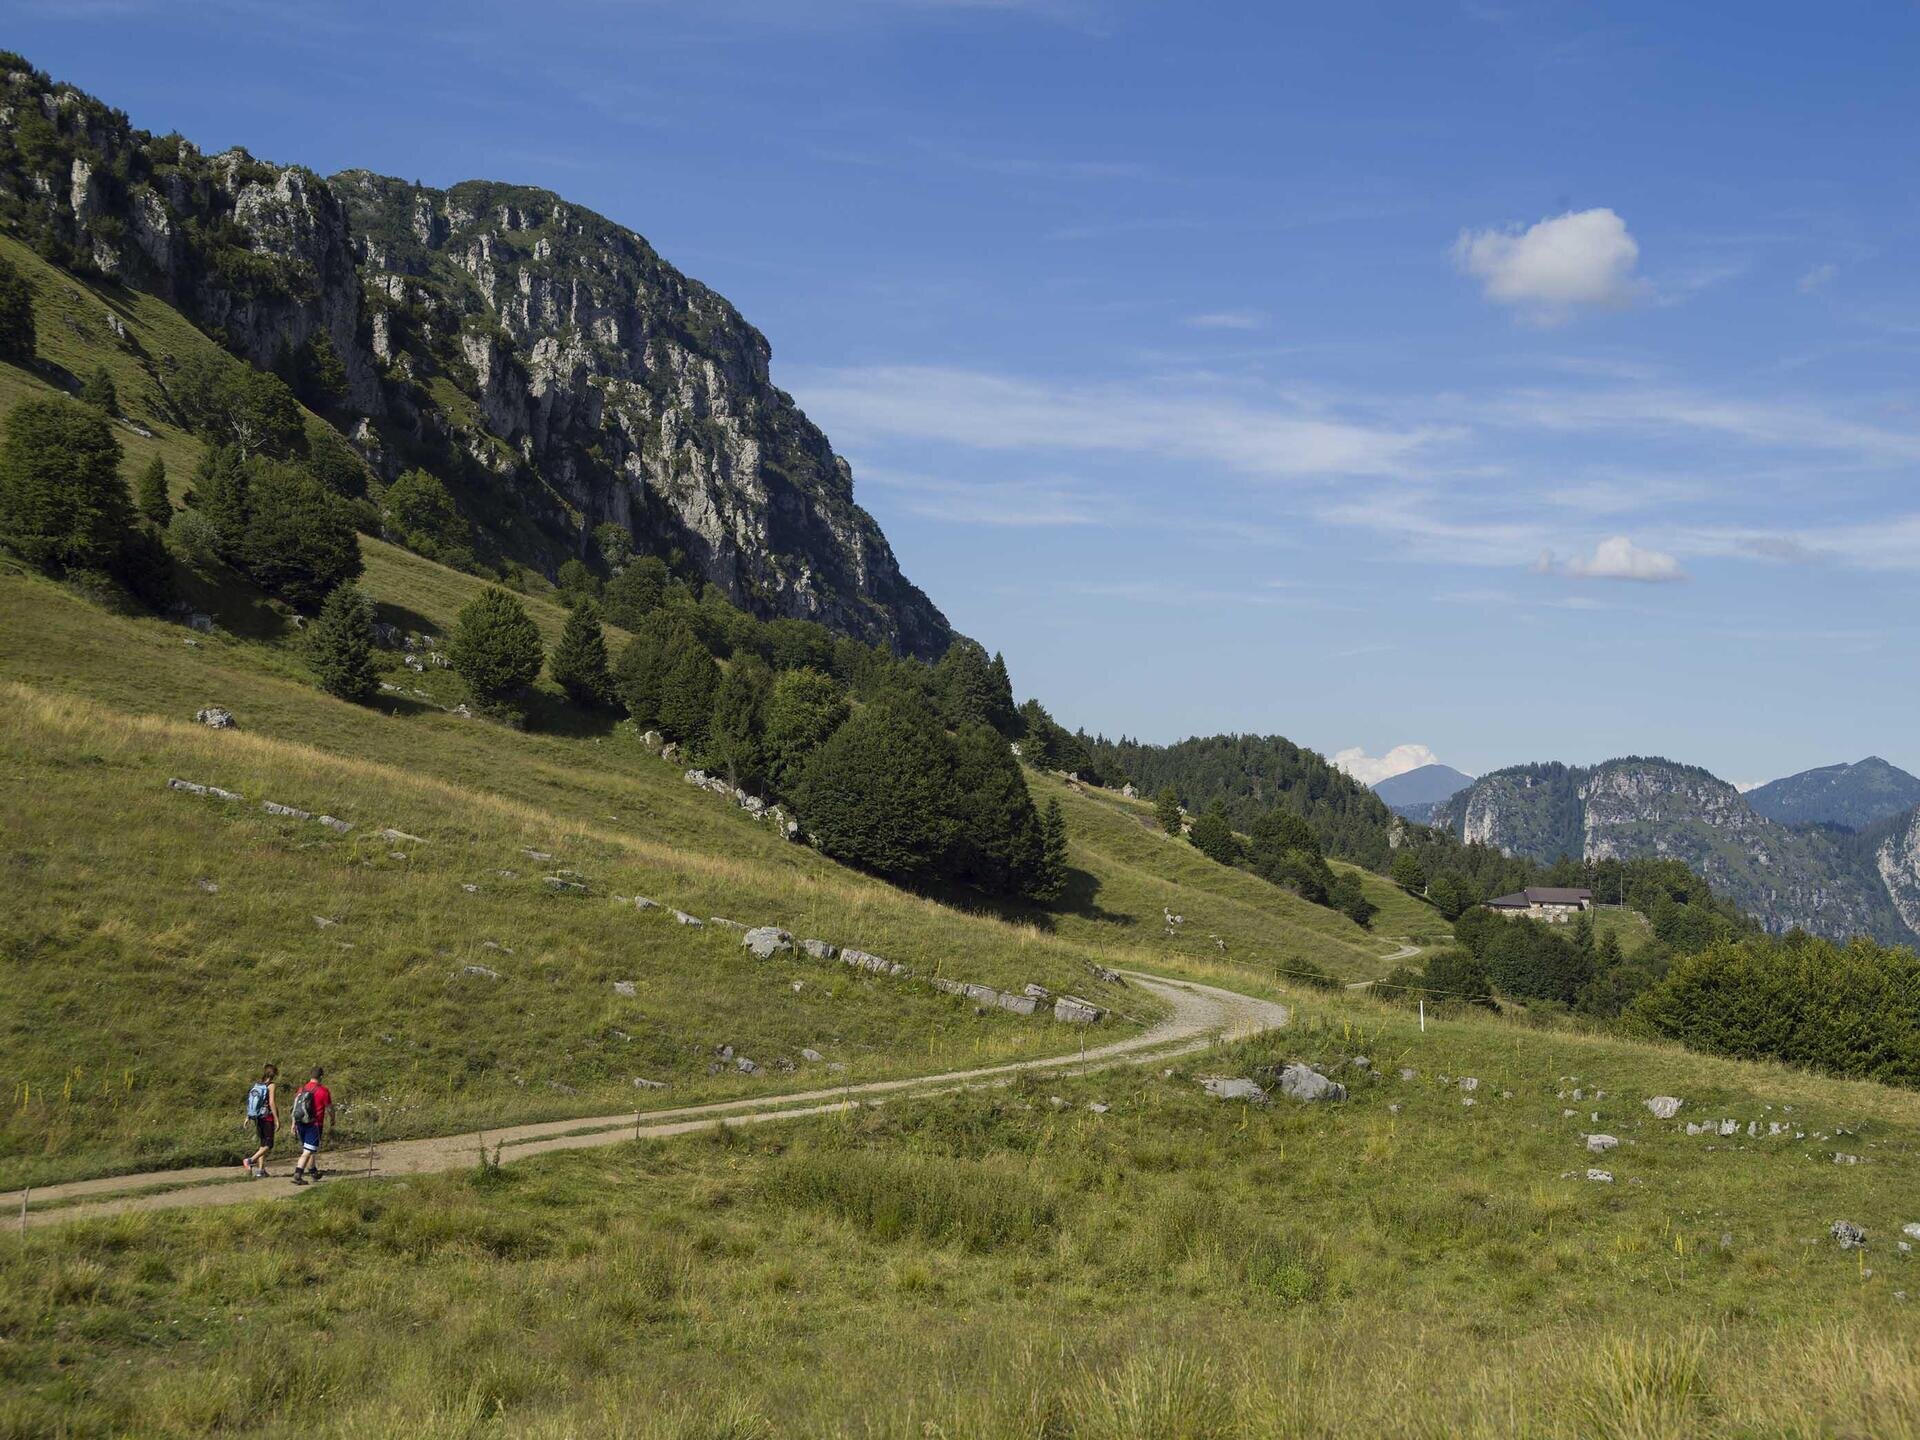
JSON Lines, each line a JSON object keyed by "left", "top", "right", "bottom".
{"left": 11, "top": 1, "right": 1920, "bottom": 785}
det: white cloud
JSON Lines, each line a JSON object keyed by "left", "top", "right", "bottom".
{"left": 1556, "top": 534, "right": 1687, "bottom": 583}
{"left": 1331, "top": 743, "right": 1449, "bottom": 787}
{"left": 794, "top": 365, "right": 1437, "bottom": 481}
{"left": 1454, "top": 208, "right": 1648, "bottom": 323}
{"left": 1184, "top": 310, "right": 1265, "bottom": 330}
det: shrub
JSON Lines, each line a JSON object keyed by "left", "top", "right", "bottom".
{"left": 762, "top": 666, "right": 848, "bottom": 796}
{"left": 1187, "top": 803, "right": 1242, "bottom": 866}
{"left": 448, "top": 587, "right": 544, "bottom": 708}
{"left": 382, "top": 468, "right": 472, "bottom": 568}
{"left": 1626, "top": 934, "right": 1920, "bottom": 1084}
{"left": 0, "top": 396, "right": 131, "bottom": 572}
{"left": 79, "top": 365, "right": 118, "bottom": 414}
{"left": 164, "top": 507, "right": 221, "bottom": 570}
{"left": 307, "top": 583, "right": 379, "bottom": 703}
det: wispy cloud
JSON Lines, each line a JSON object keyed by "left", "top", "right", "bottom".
{"left": 1799, "top": 262, "right": 1838, "bottom": 293}
{"left": 1184, "top": 310, "right": 1265, "bottom": 331}
{"left": 860, "top": 468, "right": 1109, "bottom": 527}
{"left": 794, "top": 365, "right": 1440, "bottom": 480}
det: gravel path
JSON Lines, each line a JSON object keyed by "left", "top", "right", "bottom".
{"left": 2, "top": 970, "right": 1287, "bottom": 1231}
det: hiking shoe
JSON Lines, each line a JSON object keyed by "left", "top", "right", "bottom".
{"left": 291, "top": 1174, "right": 307, "bottom": 1185}
{"left": 309, "top": 1169, "right": 324, "bottom": 1181}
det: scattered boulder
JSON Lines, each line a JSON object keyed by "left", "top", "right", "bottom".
{"left": 1458, "top": 1077, "right": 1479, "bottom": 1092}
{"left": 1276, "top": 1064, "right": 1347, "bottom": 1103}
{"left": 1399, "top": 1067, "right": 1416, "bottom": 1082}
{"left": 262, "top": 800, "right": 312, "bottom": 820}
{"left": 800, "top": 1048, "right": 824, "bottom": 1063}
{"left": 1023, "top": 983, "right": 1052, "bottom": 1000}
{"left": 195, "top": 707, "right": 235, "bottom": 729}
{"left": 1832, "top": 1220, "right": 1867, "bottom": 1250}
{"left": 1834, "top": 1153, "right": 1861, "bottom": 1166}
{"left": 709, "top": 917, "right": 748, "bottom": 931}
{"left": 634, "top": 897, "right": 661, "bottom": 911}
{"left": 1054, "top": 996, "right": 1104, "bottom": 1025}
{"left": 317, "top": 815, "right": 352, "bottom": 834}
{"left": 633, "top": 1077, "right": 667, "bottom": 1090}
{"left": 842, "top": 948, "right": 906, "bottom": 976}
{"left": 1903, "top": 1223, "right": 1920, "bottom": 1241}
{"left": 1645, "top": 1096, "right": 1684, "bottom": 1119}
{"left": 1200, "top": 1076, "right": 1267, "bottom": 1103}
{"left": 1351, "top": 1056, "right": 1371, "bottom": 1071}
{"left": 167, "top": 777, "right": 243, "bottom": 801}
{"left": 1586, "top": 1134, "right": 1620, "bottom": 1154}
{"left": 461, "top": 964, "right": 502, "bottom": 980}
{"left": 613, "top": 980, "right": 637, "bottom": 997}
{"left": 997, "top": 992, "right": 1039, "bottom": 1016}
{"left": 672, "top": 911, "right": 703, "bottom": 927}
{"left": 195, "top": 878, "right": 219, "bottom": 893}
{"left": 743, "top": 926, "right": 794, "bottom": 959}
{"left": 801, "top": 938, "right": 837, "bottom": 960}
{"left": 1586, "top": 1170, "right": 1614, "bottom": 1184}
{"left": 544, "top": 875, "right": 589, "bottom": 893}
{"left": 311, "top": 915, "right": 338, "bottom": 929}
{"left": 1088, "top": 1101, "right": 1111, "bottom": 1114}
{"left": 522, "top": 849, "right": 554, "bottom": 861}
{"left": 735, "top": 1056, "right": 760, "bottom": 1075}
{"left": 379, "top": 828, "right": 424, "bottom": 844}
{"left": 461, "top": 883, "right": 479, "bottom": 894}
{"left": 1088, "top": 963, "right": 1125, "bottom": 986}
{"left": 187, "top": 613, "right": 215, "bottom": 634}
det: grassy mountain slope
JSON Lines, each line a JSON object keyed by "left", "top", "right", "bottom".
{"left": 3, "top": 966, "right": 1917, "bottom": 1437}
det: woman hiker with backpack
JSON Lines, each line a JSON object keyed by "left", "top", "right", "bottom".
{"left": 242, "top": 1063, "right": 278, "bottom": 1178}
{"left": 290, "top": 1066, "right": 332, "bottom": 1185}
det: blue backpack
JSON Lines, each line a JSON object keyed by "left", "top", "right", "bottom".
{"left": 246, "top": 1081, "right": 271, "bottom": 1119}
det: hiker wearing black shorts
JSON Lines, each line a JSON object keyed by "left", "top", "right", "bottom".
{"left": 243, "top": 1063, "right": 278, "bottom": 1177}
{"left": 290, "top": 1066, "right": 332, "bottom": 1184}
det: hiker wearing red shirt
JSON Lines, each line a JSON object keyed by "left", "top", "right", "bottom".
{"left": 290, "top": 1066, "right": 332, "bottom": 1185}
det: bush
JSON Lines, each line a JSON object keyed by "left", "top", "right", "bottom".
{"left": 0, "top": 254, "right": 34, "bottom": 362}
{"left": 448, "top": 587, "right": 544, "bottom": 708}
{"left": 170, "top": 350, "right": 303, "bottom": 458}
{"left": 308, "top": 583, "right": 379, "bottom": 703}
{"left": 1187, "top": 803, "right": 1242, "bottom": 866}
{"left": 762, "top": 667, "right": 848, "bottom": 796}
{"left": 382, "top": 468, "right": 473, "bottom": 568}
{"left": 164, "top": 507, "right": 220, "bottom": 570}
{"left": 0, "top": 396, "right": 131, "bottom": 572}
{"left": 1626, "top": 934, "right": 1920, "bottom": 1084}
{"left": 79, "top": 365, "right": 118, "bottom": 414}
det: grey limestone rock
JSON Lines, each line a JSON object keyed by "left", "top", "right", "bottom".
{"left": 743, "top": 926, "right": 794, "bottom": 959}
{"left": 1054, "top": 996, "right": 1104, "bottom": 1025}
{"left": 195, "top": 707, "right": 235, "bottom": 728}
{"left": 1200, "top": 1076, "right": 1267, "bottom": 1103}
{"left": 1645, "top": 1096, "right": 1684, "bottom": 1119}
{"left": 1276, "top": 1064, "right": 1347, "bottom": 1103}
{"left": 801, "top": 938, "right": 837, "bottom": 959}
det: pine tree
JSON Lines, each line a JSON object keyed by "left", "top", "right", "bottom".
{"left": 307, "top": 583, "right": 379, "bottom": 703}
{"left": 0, "top": 395, "right": 131, "bottom": 572}
{"left": 549, "top": 597, "right": 613, "bottom": 707}
{"left": 135, "top": 456, "right": 171, "bottom": 526}
{"left": 611, "top": 613, "right": 674, "bottom": 728}
{"left": 985, "top": 651, "right": 1019, "bottom": 738}
{"left": 947, "top": 721, "right": 1045, "bottom": 893}
{"left": 1154, "top": 784, "right": 1183, "bottom": 835}
{"left": 655, "top": 624, "right": 718, "bottom": 745}
{"left": 1031, "top": 797, "right": 1068, "bottom": 903}
{"left": 1188, "top": 802, "right": 1242, "bottom": 867}
{"left": 763, "top": 666, "right": 849, "bottom": 797}
{"left": 1390, "top": 849, "right": 1426, "bottom": 893}
{"left": 796, "top": 692, "right": 957, "bottom": 881}
{"left": 603, "top": 555, "right": 669, "bottom": 629}
{"left": 189, "top": 445, "right": 251, "bottom": 562}
{"left": 79, "top": 365, "right": 117, "bottom": 414}
{"left": 0, "top": 254, "right": 34, "bottom": 363}
{"left": 448, "top": 586, "right": 545, "bottom": 708}
{"left": 236, "top": 459, "right": 363, "bottom": 612}
{"left": 934, "top": 638, "right": 997, "bottom": 731}
{"left": 706, "top": 653, "right": 771, "bottom": 789}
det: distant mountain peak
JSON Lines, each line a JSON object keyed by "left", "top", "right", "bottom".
{"left": 1746, "top": 757, "right": 1920, "bottom": 832}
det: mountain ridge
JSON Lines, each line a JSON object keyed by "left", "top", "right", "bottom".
{"left": 0, "top": 54, "right": 951, "bottom": 657}
{"left": 1745, "top": 756, "right": 1920, "bottom": 832}
{"left": 1432, "top": 756, "right": 1920, "bottom": 945}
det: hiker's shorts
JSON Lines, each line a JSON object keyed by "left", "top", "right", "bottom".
{"left": 253, "top": 1116, "right": 276, "bottom": 1148}
{"left": 297, "top": 1121, "right": 322, "bottom": 1153}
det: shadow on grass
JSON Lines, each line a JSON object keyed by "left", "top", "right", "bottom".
{"left": 909, "top": 865, "right": 1132, "bottom": 935}
{"left": 372, "top": 600, "right": 440, "bottom": 640}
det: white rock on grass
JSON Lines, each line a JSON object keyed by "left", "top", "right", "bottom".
{"left": 800, "top": 1048, "right": 824, "bottom": 1063}
{"left": 1903, "top": 1223, "right": 1920, "bottom": 1240}
{"left": 1587, "top": 1134, "right": 1620, "bottom": 1154}
{"left": 743, "top": 927, "right": 794, "bottom": 959}
{"left": 195, "top": 707, "right": 235, "bottom": 728}
{"left": 461, "top": 964, "right": 501, "bottom": 980}
{"left": 1586, "top": 1170, "right": 1614, "bottom": 1184}
{"left": 633, "top": 1077, "right": 667, "bottom": 1090}
{"left": 1054, "top": 996, "right": 1104, "bottom": 1025}
{"left": 613, "top": 980, "right": 637, "bottom": 997}
{"left": 1277, "top": 1064, "right": 1347, "bottom": 1103}
{"left": 1458, "top": 1076, "right": 1478, "bottom": 1092}
{"left": 634, "top": 897, "right": 661, "bottom": 911}
{"left": 672, "top": 911, "right": 703, "bottom": 927}
{"left": 1832, "top": 1221, "right": 1867, "bottom": 1250}
{"left": 1200, "top": 1076, "right": 1267, "bottom": 1103}
{"left": 801, "top": 938, "right": 837, "bottom": 960}
{"left": 1645, "top": 1096, "right": 1684, "bottom": 1119}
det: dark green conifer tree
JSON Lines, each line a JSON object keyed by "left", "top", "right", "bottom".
{"left": 448, "top": 586, "right": 544, "bottom": 709}
{"left": 135, "top": 455, "right": 171, "bottom": 526}
{"left": 985, "top": 651, "right": 1019, "bottom": 737}
{"left": 236, "top": 460, "right": 363, "bottom": 612}
{"left": 655, "top": 624, "right": 718, "bottom": 745}
{"left": 0, "top": 254, "right": 34, "bottom": 363}
{"left": 797, "top": 692, "right": 957, "bottom": 881}
{"left": 549, "top": 596, "right": 613, "bottom": 707}
{"left": 0, "top": 395, "right": 131, "bottom": 572}
{"left": 706, "top": 653, "right": 772, "bottom": 789}
{"left": 1390, "top": 848, "right": 1426, "bottom": 893}
{"left": 947, "top": 721, "right": 1046, "bottom": 893}
{"left": 1154, "top": 784, "right": 1183, "bottom": 835}
{"left": 603, "top": 554, "right": 670, "bottom": 629}
{"left": 307, "top": 583, "right": 379, "bottom": 703}
{"left": 762, "top": 666, "right": 849, "bottom": 796}
{"left": 1031, "top": 797, "right": 1069, "bottom": 903}
{"left": 1187, "top": 802, "right": 1242, "bottom": 866}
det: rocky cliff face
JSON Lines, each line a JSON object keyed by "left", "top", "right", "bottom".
{"left": 1870, "top": 809, "right": 1920, "bottom": 938}
{"left": 0, "top": 56, "right": 950, "bottom": 657}
{"left": 1435, "top": 757, "right": 1915, "bottom": 944}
